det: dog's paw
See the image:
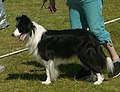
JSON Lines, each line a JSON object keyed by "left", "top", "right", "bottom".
{"left": 41, "top": 81, "right": 51, "bottom": 85}
{"left": 94, "top": 77, "right": 104, "bottom": 85}
{"left": 94, "top": 81, "right": 102, "bottom": 85}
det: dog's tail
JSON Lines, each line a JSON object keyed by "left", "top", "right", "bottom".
{"left": 106, "top": 57, "right": 114, "bottom": 73}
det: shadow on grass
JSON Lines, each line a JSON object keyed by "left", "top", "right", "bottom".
{"left": 22, "top": 60, "right": 82, "bottom": 77}
{"left": 6, "top": 73, "right": 46, "bottom": 81}
{"left": 6, "top": 61, "right": 46, "bottom": 81}
{"left": 6, "top": 61, "right": 90, "bottom": 81}
{"left": 21, "top": 61, "right": 43, "bottom": 67}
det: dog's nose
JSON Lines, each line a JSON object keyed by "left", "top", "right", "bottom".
{"left": 11, "top": 33, "right": 15, "bottom": 37}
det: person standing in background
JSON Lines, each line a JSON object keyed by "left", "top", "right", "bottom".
{"left": 0, "top": 0, "right": 9, "bottom": 73}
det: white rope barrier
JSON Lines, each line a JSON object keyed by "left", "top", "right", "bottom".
{"left": 104, "top": 17, "right": 120, "bottom": 25}
{"left": 0, "top": 48, "right": 29, "bottom": 59}
{"left": 0, "top": 17, "right": 120, "bottom": 59}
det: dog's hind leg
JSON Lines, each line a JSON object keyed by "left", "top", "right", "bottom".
{"left": 86, "top": 71, "right": 97, "bottom": 82}
{"left": 94, "top": 73, "right": 104, "bottom": 85}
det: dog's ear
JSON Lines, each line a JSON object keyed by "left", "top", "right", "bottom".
{"left": 15, "top": 16, "right": 21, "bottom": 21}
{"left": 21, "top": 15, "right": 28, "bottom": 18}
{"left": 16, "top": 15, "right": 28, "bottom": 21}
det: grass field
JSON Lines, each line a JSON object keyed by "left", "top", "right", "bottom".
{"left": 0, "top": 0, "right": 120, "bottom": 92}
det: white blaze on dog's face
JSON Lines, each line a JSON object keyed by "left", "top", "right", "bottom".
{"left": 12, "top": 28, "right": 27, "bottom": 41}
{"left": 13, "top": 28, "right": 21, "bottom": 37}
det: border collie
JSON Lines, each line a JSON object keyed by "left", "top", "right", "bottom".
{"left": 12, "top": 15, "right": 114, "bottom": 85}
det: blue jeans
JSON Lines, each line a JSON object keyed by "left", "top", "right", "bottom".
{"left": 67, "top": 0, "right": 111, "bottom": 44}
{"left": 0, "top": 0, "right": 9, "bottom": 29}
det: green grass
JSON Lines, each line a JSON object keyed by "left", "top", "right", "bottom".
{"left": 0, "top": 0, "right": 120, "bottom": 92}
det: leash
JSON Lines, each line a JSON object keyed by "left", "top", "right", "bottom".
{"left": 41, "top": 0, "right": 48, "bottom": 8}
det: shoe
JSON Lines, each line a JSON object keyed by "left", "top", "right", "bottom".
{"left": 108, "top": 60, "right": 120, "bottom": 78}
{"left": 0, "top": 22, "right": 9, "bottom": 30}
{"left": 0, "top": 66, "right": 5, "bottom": 73}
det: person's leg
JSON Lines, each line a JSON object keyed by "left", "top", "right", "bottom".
{"left": 0, "top": 0, "right": 9, "bottom": 30}
{"left": 81, "top": 0, "right": 120, "bottom": 78}
{"left": 0, "top": 0, "right": 6, "bottom": 73}
{"left": 81, "top": 0, "right": 119, "bottom": 61}
{"left": 67, "top": 0, "right": 88, "bottom": 30}
{"left": 105, "top": 42, "right": 120, "bottom": 78}
{"left": 104, "top": 41, "right": 119, "bottom": 61}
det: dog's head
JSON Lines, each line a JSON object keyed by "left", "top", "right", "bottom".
{"left": 12, "top": 15, "right": 35, "bottom": 41}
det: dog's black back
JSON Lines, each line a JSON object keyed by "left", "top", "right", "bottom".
{"left": 37, "top": 29, "right": 106, "bottom": 73}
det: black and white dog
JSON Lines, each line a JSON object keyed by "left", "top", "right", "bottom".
{"left": 12, "top": 15, "right": 114, "bottom": 85}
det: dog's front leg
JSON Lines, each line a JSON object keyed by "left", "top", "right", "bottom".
{"left": 41, "top": 59, "right": 58, "bottom": 85}
{"left": 42, "top": 67, "right": 52, "bottom": 85}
